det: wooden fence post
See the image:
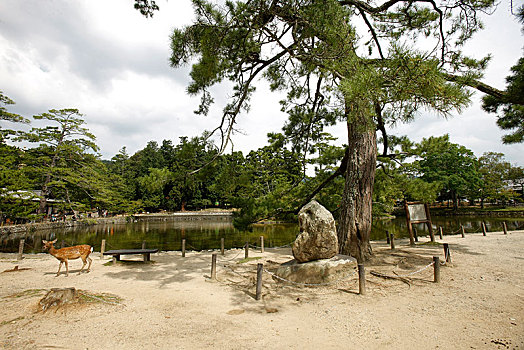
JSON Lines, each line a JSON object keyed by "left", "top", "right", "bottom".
{"left": 220, "top": 238, "right": 225, "bottom": 255}
{"left": 433, "top": 256, "right": 440, "bottom": 283}
{"left": 17, "top": 239, "right": 24, "bottom": 260}
{"left": 358, "top": 264, "right": 366, "bottom": 295}
{"left": 211, "top": 253, "right": 217, "bottom": 280}
{"left": 260, "top": 236, "right": 264, "bottom": 253}
{"left": 182, "top": 239, "right": 186, "bottom": 257}
{"left": 256, "top": 263, "right": 263, "bottom": 300}
{"left": 386, "top": 230, "right": 390, "bottom": 244}
{"left": 482, "top": 222, "right": 487, "bottom": 236}
{"left": 460, "top": 225, "right": 465, "bottom": 238}
{"left": 413, "top": 227, "right": 418, "bottom": 242}
{"left": 142, "top": 240, "right": 146, "bottom": 249}
{"left": 443, "top": 243, "right": 451, "bottom": 263}
{"left": 100, "top": 239, "right": 106, "bottom": 259}
{"left": 503, "top": 222, "right": 508, "bottom": 235}
{"left": 245, "top": 242, "right": 249, "bottom": 259}
{"left": 390, "top": 233, "right": 395, "bottom": 250}
{"left": 439, "top": 226, "right": 443, "bottom": 240}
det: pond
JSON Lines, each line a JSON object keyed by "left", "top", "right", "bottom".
{"left": 1, "top": 216, "right": 523, "bottom": 254}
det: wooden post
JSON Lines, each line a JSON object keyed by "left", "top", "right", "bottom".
{"left": 358, "top": 264, "right": 366, "bottom": 295}
{"left": 220, "top": 238, "right": 225, "bottom": 255}
{"left": 413, "top": 227, "right": 418, "bottom": 242}
{"left": 502, "top": 222, "right": 508, "bottom": 235}
{"left": 17, "top": 239, "right": 24, "bottom": 260}
{"left": 390, "top": 233, "right": 395, "bottom": 250}
{"left": 424, "top": 203, "right": 435, "bottom": 242}
{"left": 460, "top": 225, "right": 465, "bottom": 238}
{"left": 142, "top": 240, "right": 146, "bottom": 249}
{"left": 100, "top": 239, "right": 106, "bottom": 259}
{"left": 386, "top": 230, "right": 390, "bottom": 244}
{"left": 443, "top": 243, "right": 451, "bottom": 263}
{"left": 404, "top": 201, "right": 415, "bottom": 245}
{"left": 182, "top": 239, "right": 186, "bottom": 257}
{"left": 211, "top": 253, "right": 217, "bottom": 280}
{"left": 260, "top": 236, "right": 264, "bottom": 253}
{"left": 482, "top": 222, "right": 487, "bottom": 236}
{"left": 433, "top": 256, "right": 440, "bottom": 283}
{"left": 245, "top": 242, "right": 249, "bottom": 259}
{"left": 439, "top": 226, "right": 443, "bottom": 240}
{"left": 256, "top": 263, "right": 263, "bottom": 300}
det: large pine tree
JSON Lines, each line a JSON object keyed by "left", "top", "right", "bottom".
{"left": 168, "top": 0, "right": 519, "bottom": 261}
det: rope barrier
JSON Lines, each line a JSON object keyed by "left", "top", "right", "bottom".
{"left": 23, "top": 241, "right": 35, "bottom": 249}
{"left": 217, "top": 247, "right": 245, "bottom": 262}
{"left": 265, "top": 242, "right": 293, "bottom": 249}
{"left": 263, "top": 267, "right": 357, "bottom": 287}
{"left": 388, "top": 261, "right": 435, "bottom": 278}
{"left": 224, "top": 264, "right": 252, "bottom": 279}
{"left": 185, "top": 243, "right": 200, "bottom": 251}
{"left": 105, "top": 242, "right": 117, "bottom": 249}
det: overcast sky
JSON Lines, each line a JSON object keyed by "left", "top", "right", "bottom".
{"left": 0, "top": 0, "right": 523, "bottom": 165}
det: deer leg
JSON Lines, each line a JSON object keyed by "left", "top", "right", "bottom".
{"left": 56, "top": 261, "right": 63, "bottom": 276}
{"left": 64, "top": 260, "right": 69, "bottom": 277}
{"left": 79, "top": 257, "right": 86, "bottom": 273}
{"left": 87, "top": 256, "right": 92, "bottom": 272}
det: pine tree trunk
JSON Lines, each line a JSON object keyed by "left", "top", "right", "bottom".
{"left": 337, "top": 107, "right": 377, "bottom": 263}
{"left": 452, "top": 191, "right": 458, "bottom": 211}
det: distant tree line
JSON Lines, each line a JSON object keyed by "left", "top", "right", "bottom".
{"left": 0, "top": 91, "right": 522, "bottom": 226}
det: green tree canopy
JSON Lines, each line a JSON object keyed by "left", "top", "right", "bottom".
{"left": 16, "top": 109, "right": 101, "bottom": 215}
{"left": 482, "top": 57, "right": 524, "bottom": 144}
{"left": 482, "top": 6, "right": 524, "bottom": 144}
{"left": 415, "top": 135, "right": 480, "bottom": 210}
{"left": 0, "top": 91, "right": 29, "bottom": 142}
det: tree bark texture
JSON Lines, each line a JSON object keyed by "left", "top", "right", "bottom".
{"left": 337, "top": 107, "right": 377, "bottom": 262}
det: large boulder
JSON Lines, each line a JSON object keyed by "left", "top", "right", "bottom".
{"left": 292, "top": 200, "right": 338, "bottom": 263}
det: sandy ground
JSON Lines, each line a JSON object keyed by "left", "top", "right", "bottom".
{"left": 0, "top": 230, "right": 523, "bottom": 350}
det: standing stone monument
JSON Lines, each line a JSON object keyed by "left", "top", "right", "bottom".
{"left": 292, "top": 200, "right": 338, "bottom": 263}
{"left": 274, "top": 201, "right": 354, "bottom": 285}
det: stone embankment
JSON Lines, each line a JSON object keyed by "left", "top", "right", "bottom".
{"left": 0, "top": 217, "right": 127, "bottom": 240}
{"left": 0, "top": 211, "right": 234, "bottom": 239}
{"left": 132, "top": 211, "right": 233, "bottom": 222}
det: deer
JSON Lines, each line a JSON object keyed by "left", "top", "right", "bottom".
{"left": 42, "top": 239, "right": 92, "bottom": 277}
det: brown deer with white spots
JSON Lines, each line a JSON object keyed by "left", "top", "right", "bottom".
{"left": 42, "top": 239, "right": 92, "bottom": 276}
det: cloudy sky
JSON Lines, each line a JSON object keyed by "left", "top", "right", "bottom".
{"left": 0, "top": 0, "right": 523, "bottom": 165}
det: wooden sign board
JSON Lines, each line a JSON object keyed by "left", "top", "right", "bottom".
{"left": 407, "top": 203, "right": 427, "bottom": 222}
{"left": 404, "top": 201, "right": 435, "bottom": 244}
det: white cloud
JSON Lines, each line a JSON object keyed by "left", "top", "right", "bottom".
{"left": 0, "top": 0, "right": 522, "bottom": 166}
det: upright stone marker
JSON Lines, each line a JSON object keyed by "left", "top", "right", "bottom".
{"left": 292, "top": 200, "right": 338, "bottom": 263}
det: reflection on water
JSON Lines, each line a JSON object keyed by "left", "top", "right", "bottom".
{"left": 1, "top": 216, "right": 523, "bottom": 253}
{"left": 0, "top": 221, "right": 299, "bottom": 254}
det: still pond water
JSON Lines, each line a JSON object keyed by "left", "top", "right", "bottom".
{"left": 2, "top": 216, "right": 523, "bottom": 254}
